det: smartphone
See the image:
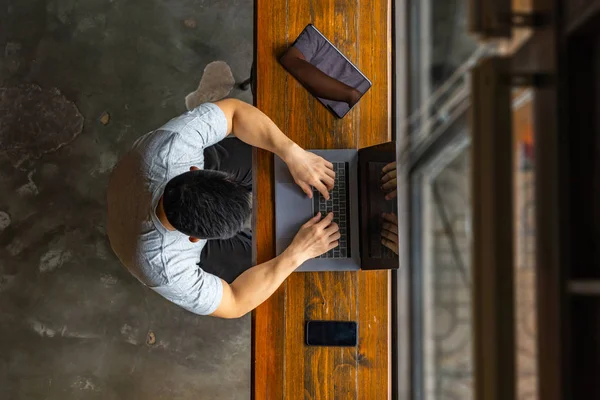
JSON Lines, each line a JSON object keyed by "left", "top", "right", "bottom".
{"left": 305, "top": 320, "right": 358, "bottom": 347}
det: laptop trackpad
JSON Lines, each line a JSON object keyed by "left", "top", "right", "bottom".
{"left": 276, "top": 183, "right": 313, "bottom": 255}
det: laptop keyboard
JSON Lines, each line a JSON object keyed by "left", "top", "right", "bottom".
{"left": 313, "top": 162, "right": 350, "bottom": 259}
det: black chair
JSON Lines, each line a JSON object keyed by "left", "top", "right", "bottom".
{"left": 239, "top": 62, "right": 256, "bottom": 98}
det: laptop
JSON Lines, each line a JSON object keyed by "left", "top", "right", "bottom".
{"left": 275, "top": 142, "right": 398, "bottom": 271}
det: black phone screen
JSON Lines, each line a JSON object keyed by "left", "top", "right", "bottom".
{"left": 305, "top": 321, "right": 358, "bottom": 347}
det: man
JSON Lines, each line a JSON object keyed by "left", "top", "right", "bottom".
{"left": 107, "top": 99, "right": 340, "bottom": 318}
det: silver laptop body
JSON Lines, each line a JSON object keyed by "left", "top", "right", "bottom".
{"left": 274, "top": 150, "right": 361, "bottom": 271}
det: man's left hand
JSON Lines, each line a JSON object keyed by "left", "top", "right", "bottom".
{"left": 381, "top": 162, "right": 397, "bottom": 200}
{"left": 284, "top": 145, "right": 335, "bottom": 200}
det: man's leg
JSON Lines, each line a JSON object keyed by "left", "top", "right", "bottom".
{"left": 199, "top": 230, "right": 252, "bottom": 283}
{"left": 200, "top": 138, "right": 253, "bottom": 283}
{"left": 203, "top": 137, "right": 252, "bottom": 188}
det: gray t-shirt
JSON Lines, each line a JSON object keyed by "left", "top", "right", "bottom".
{"left": 107, "top": 103, "right": 228, "bottom": 315}
{"left": 293, "top": 26, "right": 371, "bottom": 116}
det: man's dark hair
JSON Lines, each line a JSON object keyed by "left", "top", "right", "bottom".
{"left": 163, "top": 170, "right": 251, "bottom": 240}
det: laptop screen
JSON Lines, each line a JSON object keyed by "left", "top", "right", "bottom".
{"left": 358, "top": 142, "right": 399, "bottom": 269}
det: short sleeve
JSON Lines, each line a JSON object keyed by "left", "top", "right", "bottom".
{"left": 151, "top": 264, "right": 224, "bottom": 316}
{"left": 159, "top": 103, "right": 229, "bottom": 152}
{"left": 293, "top": 27, "right": 321, "bottom": 61}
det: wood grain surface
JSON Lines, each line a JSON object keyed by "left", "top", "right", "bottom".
{"left": 253, "top": 1, "right": 392, "bottom": 399}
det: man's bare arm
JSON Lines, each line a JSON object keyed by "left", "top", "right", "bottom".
{"left": 210, "top": 253, "right": 298, "bottom": 319}
{"left": 214, "top": 98, "right": 335, "bottom": 199}
{"left": 215, "top": 98, "right": 297, "bottom": 159}
{"left": 280, "top": 47, "right": 360, "bottom": 106}
{"left": 210, "top": 212, "right": 340, "bottom": 318}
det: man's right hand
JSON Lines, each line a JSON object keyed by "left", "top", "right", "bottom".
{"left": 381, "top": 213, "right": 399, "bottom": 255}
{"left": 285, "top": 212, "right": 340, "bottom": 264}
{"left": 211, "top": 212, "right": 339, "bottom": 319}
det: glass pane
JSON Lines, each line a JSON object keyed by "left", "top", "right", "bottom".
{"left": 512, "top": 88, "right": 538, "bottom": 399}
{"left": 430, "top": 0, "right": 479, "bottom": 89}
{"left": 419, "top": 142, "right": 473, "bottom": 400}
{"left": 407, "top": 0, "right": 493, "bottom": 148}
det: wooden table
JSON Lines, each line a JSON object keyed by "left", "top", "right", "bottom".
{"left": 252, "top": 1, "right": 392, "bottom": 398}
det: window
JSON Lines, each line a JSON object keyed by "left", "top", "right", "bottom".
{"left": 394, "top": 1, "right": 541, "bottom": 399}
{"left": 406, "top": 0, "right": 489, "bottom": 151}
{"left": 512, "top": 89, "right": 538, "bottom": 400}
{"left": 412, "top": 127, "right": 473, "bottom": 400}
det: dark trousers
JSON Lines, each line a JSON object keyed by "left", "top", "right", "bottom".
{"left": 200, "top": 137, "right": 253, "bottom": 283}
